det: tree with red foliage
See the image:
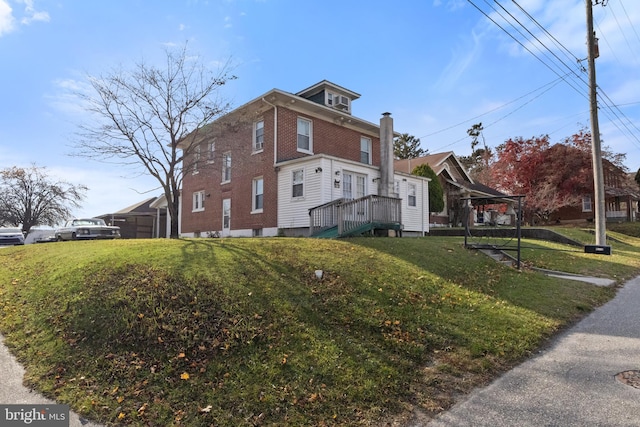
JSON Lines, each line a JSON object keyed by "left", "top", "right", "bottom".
{"left": 490, "top": 128, "right": 620, "bottom": 224}
{"left": 491, "top": 134, "right": 550, "bottom": 201}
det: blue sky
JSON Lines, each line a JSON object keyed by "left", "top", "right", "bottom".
{"left": 1, "top": 0, "right": 639, "bottom": 219}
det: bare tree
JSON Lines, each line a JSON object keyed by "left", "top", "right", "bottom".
{"left": 0, "top": 165, "right": 87, "bottom": 233}
{"left": 72, "top": 44, "right": 236, "bottom": 238}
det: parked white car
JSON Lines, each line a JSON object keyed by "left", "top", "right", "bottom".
{"left": 0, "top": 227, "right": 25, "bottom": 245}
{"left": 55, "top": 218, "right": 121, "bottom": 241}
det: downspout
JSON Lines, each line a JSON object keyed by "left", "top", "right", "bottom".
{"left": 262, "top": 97, "right": 279, "bottom": 233}
{"left": 423, "top": 178, "right": 430, "bottom": 235}
{"left": 421, "top": 179, "right": 425, "bottom": 236}
{"left": 261, "top": 98, "right": 278, "bottom": 165}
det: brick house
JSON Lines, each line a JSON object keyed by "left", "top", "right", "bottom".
{"left": 551, "top": 160, "right": 640, "bottom": 223}
{"left": 180, "top": 80, "right": 430, "bottom": 238}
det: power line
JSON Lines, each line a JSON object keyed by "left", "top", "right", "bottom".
{"left": 466, "top": 0, "right": 590, "bottom": 100}
{"left": 464, "top": 0, "right": 640, "bottom": 153}
{"left": 420, "top": 74, "right": 569, "bottom": 139}
{"left": 618, "top": 0, "right": 640, "bottom": 52}
{"left": 608, "top": 0, "right": 640, "bottom": 61}
{"left": 510, "top": 0, "right": 582, "bottom": 64}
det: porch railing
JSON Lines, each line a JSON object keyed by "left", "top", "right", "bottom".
{"left": 606, "top": 210, "right": 627, "bottom": 219}
{"left": 309, "top": 195, "right": 402, "bottom": 237}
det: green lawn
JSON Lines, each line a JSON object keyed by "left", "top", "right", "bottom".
{"left": 0, "top": 233, "right": 629, "bottom": 426}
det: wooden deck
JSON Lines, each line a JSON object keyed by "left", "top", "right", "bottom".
{"left": 309, "top": 195, "right": 402, "bottom": 238}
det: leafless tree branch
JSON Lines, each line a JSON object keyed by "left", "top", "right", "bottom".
{"left": 70, "top": 43, "right": 236, "bottom": 237}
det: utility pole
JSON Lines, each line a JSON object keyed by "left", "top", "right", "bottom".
{"left": 586, "top": 0, "right": 608, "bottom": 251}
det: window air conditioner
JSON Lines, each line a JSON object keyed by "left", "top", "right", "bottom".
{"left": 335, "top": 96, "right": 349, "bottom": 109}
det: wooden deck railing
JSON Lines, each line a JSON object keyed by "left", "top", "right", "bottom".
{"left": 309, "top": 195, "right": 402, "bottom": 237}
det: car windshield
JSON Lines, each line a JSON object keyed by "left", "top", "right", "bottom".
{"left": 72, "top": 219, "right": 105, "bottom": 226}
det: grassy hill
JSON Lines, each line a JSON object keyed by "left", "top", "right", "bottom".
{"left": 0, "top": 231, "right": 635, "bottom": 426}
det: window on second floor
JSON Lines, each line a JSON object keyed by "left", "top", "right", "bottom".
{"left": 222, "top": 152, "right": 231, "bottom": 183}
{"left": 254, "top": 120, "right": 264, "bottom": 152}
{"left": 207, "top": 140, "right": 215, "bottom": 162}
{"left": 253, "top": 177, "right": 264, "bottom": 212}
{"left": 192, "top": 190, "right": 205, "bottom": 212}
{"left": 292, "top": 169, "right": 304, "bottom": 198}
{"left": 192, "top": 144, "right": 201, "bottom": 174}
{"left": 408, "top": 183, "right": 417, "bottom": 207}
{"left": 360, "top": 137, "right": 372, "bottom": 164}
{"left": 297, "top": 117, "right": 312, "bottom": 153}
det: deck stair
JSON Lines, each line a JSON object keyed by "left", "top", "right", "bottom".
{"left": 309, "top": 195, "right": 402, "bottom": 238}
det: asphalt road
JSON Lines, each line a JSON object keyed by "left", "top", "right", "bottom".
{"left": 422, "top": 275, "right": 640, "bottom": 427}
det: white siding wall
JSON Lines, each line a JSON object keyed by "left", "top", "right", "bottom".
{"left": 277, "top": 157, "right": 380, "bottom": 230}
{"left": 277, "top": 160, "right": 324, "bottom": 230}
{"left": 277, "top": 156, "right": 429, "bottom": 235}
{"left": 394, "top": 173, "right": 429, "bottom": 235}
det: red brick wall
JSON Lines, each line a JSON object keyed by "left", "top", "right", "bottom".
{"left": 181, "top": 108, "right": 278, "bottom": 234}
{"left": 276, "top": 108, "right": 381, "bottom": 166}
{"left": 182, "top": 105, "right": 382, "bottom": 234}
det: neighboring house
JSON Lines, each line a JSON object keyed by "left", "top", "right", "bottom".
{"left": 552, "top": 160, "right": 640, "bottom": 223}
{"left": 180, "top": 80, "right": 430, "bottom": 238}
{"left": 394, "top": 152, "right": 508, "bottom": 226}
{"left": 97, "top": 197, "right": 169, "bottom": 239}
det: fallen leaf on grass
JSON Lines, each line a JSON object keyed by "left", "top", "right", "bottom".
{"left": 180, "top": 372, "right": 190, "bottom": 380}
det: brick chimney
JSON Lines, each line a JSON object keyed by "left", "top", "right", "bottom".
{"left": 379, "top": 112, "right": 394, "bottom": 197}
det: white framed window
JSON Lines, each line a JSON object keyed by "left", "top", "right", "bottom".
{"left": 356, "top": 175, "right": 366, "bottom": 198}
{"left": 297, "top": 117, "right": 312, "bottom": 153}
{"left": 394, "top": 180, "right": 400, "bottom": 198}
{"left": 254, "top": 120, "right": 264, "bottom": 152}
{"left": 192, "top": 190, "right": 205, "bottom": 212}
{"left": 327, "top": 92, "right": 334, "bottom": 106}
{"left": 207, "top": 140, "right": 215, "bottom": 162}
{"left": 343, "top": 173, "right": 353, "bottom": 199}
{"left": 582, "top": 196, "right": 592, "bottom": 212}
{"left": 222, "top": 152, "right": 231, "bottom": 183}
{"left": 192, "top": 144, "right": 201, "bottom": 174}
{"left": 360, "top": 137, "right": 372, "bottom": 164}
{"left": 408, "top": 183, "right": 417, "bottom": 207}
{"left": 252, "top": 177, "right": 264, "bottom": 212}
{"left": 343, "top": 172, "right": 366, "bottom": 200}
{"left": 222, "top": 198, "right": 231, "bottom": 232}
{"left": 292, "top": 169, "right": 304, "bottom": 198}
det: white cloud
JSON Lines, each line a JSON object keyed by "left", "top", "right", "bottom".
{"left": 47, "top": 165, "right": 161, "bottom": 219}
{"left": 19, "top": 0, "right": 49, "bottom": 24}
{"left": 435, "top": 30, "right": 483, "bottom": 90}
{"left": 46, "top": 78, "right": 94, "bottom": 117}
{"left": 433, "top": 0, "right": 465, "bottom": 11}
{"left": 0, "top": 0, "right": 15, "bottom": 36}
{"left": 0, "top": 0, "right": 50, "bottom": 35}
